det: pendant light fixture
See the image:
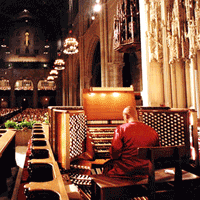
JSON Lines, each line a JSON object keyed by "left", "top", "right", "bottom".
{"left": 63, "top": 0, "right": 78, "bottom": 55}
{"left": 47, "top": 76, "right": 54, "bottom": 81}
{"left": 49, "top": 69, "right": 58, "bottom": 79}
{"left": 54, "top": 51, "right": 65, "bottom": 70}
{"left": 63, "top": 35, "right": 78, "bottom": 55}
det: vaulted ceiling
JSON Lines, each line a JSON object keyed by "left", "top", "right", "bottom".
{"left": 0, "top": 0, "right": 69, "bottom": 41}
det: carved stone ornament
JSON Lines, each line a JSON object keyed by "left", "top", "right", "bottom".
{"left": 147, "top": 1, "right": 163, "bottom": 62}
{"left": 166, "top": 0, "right": 200, "bottom": 62}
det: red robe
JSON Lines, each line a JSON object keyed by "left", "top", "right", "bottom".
{"left": 107, "top": 121, "right": 160, "bottom": 176}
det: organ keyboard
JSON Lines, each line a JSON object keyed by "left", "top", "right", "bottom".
{"left": 87, "top": 126, "right": 115, "bottom": 158}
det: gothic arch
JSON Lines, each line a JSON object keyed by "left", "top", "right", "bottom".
{"left": 91, "top": 42, "right": 101, "bottom": 87}
{"left": 74, "top": 57, "right": 81, "bottom": 105}
{"left": 85, "top": 35, "right": 100, "bottom": 86}
{"left": 122, "top": 52, "right": 142, "bottom": 91}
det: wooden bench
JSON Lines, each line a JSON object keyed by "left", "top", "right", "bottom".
{"left": 91, "top": 146, "right": 200, "bottom": 200}
{"left": 0, "top": 129, "right": 16, "bottom": 194}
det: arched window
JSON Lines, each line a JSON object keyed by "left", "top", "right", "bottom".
{"left": 0, "top": 79, "right": 11, "bottom": 90}
{"left": 91, "top": 41, "right": 101, "bottom": 87}
{"left": 38, "top": 80, "right": 57, "bottom": 108}
{"left": 38, "top": 80, "right": 56, "bottom": 90}
{"left": 15, "top": 79, "right": 33, "bottom": 90}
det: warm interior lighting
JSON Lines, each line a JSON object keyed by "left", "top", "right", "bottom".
{"left": 88, "top": 93, "right": 95, "bottom": 97}
{"left": 101, "top": 93, "right": 106, "bottom": 97}
{"left": 49, "top": 69, "right": 58, "bottom": 79}
{"left": 94, "top": 0, "right": 101, "bottom": 12}
{"left": 1, "top": 38, "right": 6, "bottom": 48}
{"left": 47, "top": 76, "right": 54, "bottom": 81}
{"left": 54, "top": 58, "right": 65, "bottom": 70}
{"left": 113, "top": 92, "right": 120, "bottom": 97}
{"left": 63, "top": 37, "right": 79, "bottom": 55}
{"left": 15, "top": 79, "right": 33, "bottom": 90}
{"left": 43, "top": 51, "right": 48, "bottom": 54}
{"left": 191, "top": 146, "right": 196, "bottom": 160}
{"left": 90, "top": 86, "right": 134, "bottom": 92}
{"left": 50, "top": 69, "right": 58, "bottom": 74}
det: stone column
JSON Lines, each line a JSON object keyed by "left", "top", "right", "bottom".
{"left": 161, "top": 0, "right": 172, "bottom": 107}
{"left": 112, "top": 63, "right": 123, "bottom": 87}
{"left": 10, "top": 81, "right": 15, "bottom": 108}
{"left": 185, "top": 60, "right": 192, "bottom": 108}
{"left": 139, "top": 0, "right": 151, "bottom": 106}
{"left": 99, "top": 0, "right": 109, "bottom": 87}
{"left": 175, "top": 60, "right": 187, "bottom": 108}
{"left": 62, "top": 60, "right": 69, "bottom": 106}
{"left": 56, "top": 72, "right": 63, "bottom": 106}
{"left": 170, "top": 62, "right": 178, "bottom": 108}
{"left": 190, "top": 56, "right": 197, "bottom": 110}
{"left": 33, "top": 81, "right": 38, "bottom": 108}
{"left": 196, "top": 51, "right": 200, "bottom": 118}
{"left": 68, "top": 56, "right": 73, "bottom": 106}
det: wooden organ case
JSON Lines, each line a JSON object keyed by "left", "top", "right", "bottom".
{"left": 136, "top": 107, "right": 199, "bottom": 167}
{"left": 48, "top": 106, "right": 86, "bottom": 170}
{"left": 48, "top": 106, "right": 83, "bottom": 156}
{"left": 83, "top": 87, "right": 136, "bottom": 160}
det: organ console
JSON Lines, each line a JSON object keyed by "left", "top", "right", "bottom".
{"left": 83, "top": 87, "right": 136, "bottom": 160}
{"left": 45, "top": 87, "right": 199, "bottom": 199}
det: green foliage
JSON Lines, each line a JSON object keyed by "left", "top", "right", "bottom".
{"left": 5, "top": 120, "right": 36, "bottom": 130}
{"left": 4, "top": 120, "right": 17, "bottom": 129}
{"left": 43, "top": 112, "right": 49, "bottom": 124}
{"left": 45, "top": 119, "right": 49, "bottom": 124}
{"left": 19, "top": 121, "right": 33, "bottom": 129}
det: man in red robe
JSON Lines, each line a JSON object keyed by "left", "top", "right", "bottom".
{"left": 103, "top": 106, "right": 160, "bottom": 177}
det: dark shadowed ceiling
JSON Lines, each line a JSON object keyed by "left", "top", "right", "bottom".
{"left": 0, "top": 0, "right": 69, "bottom": 41}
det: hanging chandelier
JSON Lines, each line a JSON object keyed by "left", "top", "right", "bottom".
{"left": 49, "top": 69, "right": 58, "bottom": 79}
{"left": 63, "top": 37, "right": 78, "bottom": 55}
{"left": 93, "top": 0, "right": 101, "bottom": 12}
{"left": 54, "top": 58, "right": 65, "bottom": 70}
{"left": 47, "top": 76, "right": 54, "bottom": 81}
